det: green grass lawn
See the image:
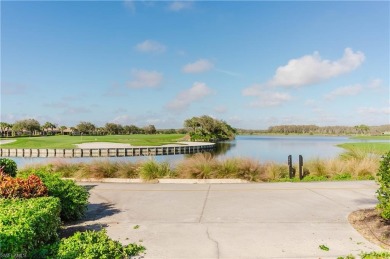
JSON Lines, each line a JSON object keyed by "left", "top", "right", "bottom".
{"left": 338, "top": 142, "right": 390, "bottom": 155}
{"left": 0, "top": 134, "right": 186, "bottom": 148}
{"left": 350, "top": 135, "right": 390, "bottom": 140}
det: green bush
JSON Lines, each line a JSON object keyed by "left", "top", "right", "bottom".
{"left": 18, "top": 170, "right": 89, "bottom": 222}
{"left": 377, "top": 151, "right": 390, "bottom": 220}
{"left": 0, "top": 197, "right": 61, "bottom": 254}
{"left": 360, "top": 251, "right": 390, "bottom": 259}
{"left": 0, "top": 158, "right": 17, "bottom": 177}
{"left": 33, "top": 229, "right": 146, "bottom": 259}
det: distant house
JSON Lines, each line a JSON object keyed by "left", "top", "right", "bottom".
{"left": 382, "top": 131, "right": 390, "bottom": 135}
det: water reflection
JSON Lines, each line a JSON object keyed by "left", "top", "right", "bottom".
{"left": 212, "top": 141, "right": 236, "bottom": 156}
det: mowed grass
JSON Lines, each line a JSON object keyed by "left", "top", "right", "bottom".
{"left": 0, "top": 134, "right": 186, "bottom": 148}
{"left": 338, "top": 142, "right": 390, "bottom": 155}
{"left": 350, "top": 135, "right": 390, "bottom": 140}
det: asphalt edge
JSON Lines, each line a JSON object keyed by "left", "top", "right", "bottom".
{"left": 64, "top": 177, "right": 249, "bottom": 184}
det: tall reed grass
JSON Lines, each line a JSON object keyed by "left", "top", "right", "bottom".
{"left": 138, "top": 159, "right": 173, "bottom": 180}
{"left": 18, "top": 150, "right": 380, "bottom": 182}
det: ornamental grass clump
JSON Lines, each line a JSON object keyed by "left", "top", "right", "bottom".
{"left": 217, "top": 158, "right": 240, "bottom": 178}
{"left": 75, "top": 160, "right": 119, "bottom": 179}
{"left": 235, "top": 158, "right": 265, "bottom": 182}
{"left": 116, "top": 161, "right": 140, "bottom": 178}
{"left": 264, "top": 162, "right": 289, "bottom": 181}
{"left": 175, "top": 153, "right": 217, "bottom": 179}
{"left": 304, "top": 158, "right": 328, "bottom": 178}
{"left": 138, "top": 159, "right": 172, "bottom": 180}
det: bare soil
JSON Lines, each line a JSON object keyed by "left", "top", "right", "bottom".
{"left": 349, "top": 208, "right": 390, "bottom": 250}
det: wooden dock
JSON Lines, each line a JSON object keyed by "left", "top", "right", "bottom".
{"left": 0, "top": 144, "right": 215, "bottom": 158}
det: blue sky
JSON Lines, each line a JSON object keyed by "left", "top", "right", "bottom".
{"left": 1, "top": 1, "right": 389, "bottom": 129}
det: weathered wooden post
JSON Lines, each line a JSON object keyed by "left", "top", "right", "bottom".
{"left": 299, "top": 155, "right": 304, "bottom": 180}
{"left": 288, "top": 155, "right": 294, "bottom": 179}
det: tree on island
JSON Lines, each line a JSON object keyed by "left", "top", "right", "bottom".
{"left": 184, "top": 115, "right": 236, "bottom": 142}
{"left": 12, "top": 119, "right": 41, "bottom": 136}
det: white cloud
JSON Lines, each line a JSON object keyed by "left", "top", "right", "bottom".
{"left": 214, "top": 105, "right": 227, "bottom": 113}
{"left": 1, "top": 82, "right": 28, "bottom": 95}
{"left": 242, "top": 84, "right": 292, "bottom": 107}
{"left": 324, "top": 84, "right": 363, "bottom": 100}
{"left": 123, "top": 0, "right": 135, "bottom": 13}
{"left": 135, "top": 40, "right": 166, "bottom": 53}
{"left": 104, "top": 83, "right": 127, "bottom": 97}
{"left": 367, "top": 78, "right": 383, "bottom": 89}
{"left": 215, "top": 68, "right": 242, "bottom": 77}
{"left": 358, "top": 107, "right": 390, "bottom": 115}
{"left": 182, "top": 59, "right": 214, "bottom": 73}
{"left": 168, "top": 1, "right": 192, "bottom": 11}
{"left": 304, "top": 99, "right": 317, "bottom": 106}
{"left": 112, "top": 115, "right": 137, "bottom": 125}
{"left": 62, "top": 107, "right": 91, "bottom": 115}
{"left": 127, "top": 69, "right": 163, "bottom": 89}
{"left": 166, "top": 82, "right": 213, "bottom": 111}
{"left": 268, "top": 48, "right": 365, "bottom": 87}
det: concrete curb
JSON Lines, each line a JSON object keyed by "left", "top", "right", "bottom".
{"left": 65, "top": 177, "right": 249, "bottom": 184}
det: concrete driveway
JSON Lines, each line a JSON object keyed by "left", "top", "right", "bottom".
{"left": 74, "top": 181, "right": 382, "bottom": 259}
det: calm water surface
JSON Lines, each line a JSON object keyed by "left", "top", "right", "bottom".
{"left": 11, "top": 135, "right": 389, "bottom": 167}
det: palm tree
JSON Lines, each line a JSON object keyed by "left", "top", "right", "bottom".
{"left": 60, "top": 126, "right": 67, "bottom": 135}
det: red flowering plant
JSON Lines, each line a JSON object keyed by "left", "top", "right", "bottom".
{"left": 0, "top": 169, "right": 48, "bottom": 198}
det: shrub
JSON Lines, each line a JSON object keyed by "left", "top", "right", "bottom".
{"left": 50, "top": 161, "right": 82, "bottom": 178}
{"left": 116, "top": 161, "right": 140, "bottom": 178}
{"left": 0, "top": 170, "right": 48, "bottom": 198}
{"left": 76, "top": 160, "right": 118, "bottom": 179}
{"left": 33, "top": 229, "right": 146, "bottom": 259}
{"left": 360, "top": 251, "right": 390, "bottom": 259}
{"left": 236, "top": 158, "right": 265, "bottom": 181}
{"left": 265, "top": 163, "right": 289, "bottom": 181}
{"left": 138, "top": 159, "right": 171, "bottom": 180}
{"left": 305, "top": 159, "right": 328, "bottom": 178}
{"left": 17, "top": 170, "right": 89, "bottom": 222}
{"left": 0, "top": 158, "right": 17, "bottom": 177}
{"left": 176, "top": 153, "right": 217, "bottom": 179}
{"left": 377, "top": 151, "right": 390, "bottom": 220}
{"left": 0, "top": 197, "right": 61, "bottom": 254}
{"left": 218, "top": 158, "right": 239, "bottom": 178}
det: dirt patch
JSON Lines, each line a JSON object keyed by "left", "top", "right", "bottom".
{"left": 349, "top": 208, "right": 390, "bottom": 250}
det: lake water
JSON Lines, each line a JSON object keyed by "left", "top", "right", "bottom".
{"left": 10, "top": 135, "right": 389, "bottom": 168}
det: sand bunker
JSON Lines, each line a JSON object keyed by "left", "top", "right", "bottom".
{"left": 0, "top": 140, "right": 16, "bottom": 145}
{"left": 75, "top": 142, "right": 133, "bottom": 148}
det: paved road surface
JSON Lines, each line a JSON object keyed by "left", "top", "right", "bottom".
{"left": 74, "top": 181, "right": 383, "bottom": 259}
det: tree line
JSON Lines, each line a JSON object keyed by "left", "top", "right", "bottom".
{"left": 0, "top": 116, "right": 236, "bottom": 142}
{"left": 237, "top": 124, "right": 390, "bottom": 135}
{"left": 0, "top": 119, "right": 187, "bottom": 137}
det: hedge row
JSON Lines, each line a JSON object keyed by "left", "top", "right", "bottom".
{"left": 17, "top": 170, "right": 89, "bottom": 221}
{"left": 0, "top": 197, "right": 61, "bottom": 254}
{"left": 377, "top": 151, "right": 390, "bottom": 219}
{"left": 33, "top": 229, "right": 146, "bottom": 258}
